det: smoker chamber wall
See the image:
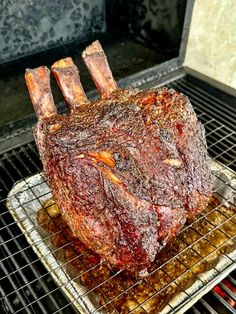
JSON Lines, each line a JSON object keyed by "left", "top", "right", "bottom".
{"left": 0, "top": 0, "right": 188, "bottom": 130}
{"left": 0, "top": 0, "right": 106, "bottom": 64}
{"left": 184, "top": 0, "right": 236, "bottom": 94}
{"left": 0, "top": 0, "right": 187, "bottom": 64}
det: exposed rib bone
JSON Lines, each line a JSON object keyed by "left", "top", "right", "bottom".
{"left": 51, "top": 58, "right": 88, "bottom": 112}
{"left": 82, "top": 40, "right": 118, "bottom": 98}
{"left": 25, "top": 66, "right": 57, "bottom": 120}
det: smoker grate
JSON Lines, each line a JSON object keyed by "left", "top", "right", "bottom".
{"left": 0, "top": 75, "right": 236, "bottom": 314}
{"left": 187, "top": 271, "right": 236, "bottom": 314}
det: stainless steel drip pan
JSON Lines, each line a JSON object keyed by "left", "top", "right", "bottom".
{"left": 7, "top": 160, "right": 236, "bottom": 314}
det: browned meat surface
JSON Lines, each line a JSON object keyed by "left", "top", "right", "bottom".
{"left": 25, "top": 41, "right": 212, "bottom": 272}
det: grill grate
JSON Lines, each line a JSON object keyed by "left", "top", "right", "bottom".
{"left": 0, "top": 75, "right": 236, "bottom": 314}
{"left": 187, "top": 271, "right": 236, "bottom": 314}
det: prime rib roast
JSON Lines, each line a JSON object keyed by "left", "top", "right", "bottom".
{"left": 25, "top": 41, "right": 212, "bottom": 273}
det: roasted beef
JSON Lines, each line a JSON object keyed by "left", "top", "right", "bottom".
{"left": 25, "top": 41, "right": 212, "bottom": 272}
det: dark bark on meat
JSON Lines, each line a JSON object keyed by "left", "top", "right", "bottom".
{"left": 33, "top": 87, "right": 212, "bottom": 272}
{"left": 25, "top": 41, "right": 212, "bottom": 273}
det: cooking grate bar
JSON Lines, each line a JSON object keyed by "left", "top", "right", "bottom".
{"left": 211, "top": 145, "right": 236, "bottom": 164}
{"left": 198, "top": 298, "right": 218, "bottom": 314}
{"left": 218, "top": 282, "right": 236, "bottom": 302}
{"left": 0, "top": 219, "right": 48, "bottom": 314}
{"left": 0, "top": 211, "right": 62, "bottom": 311}
{"left": 211, "top": 290, "right": 235, "bottom": 314}
{"left": 0, "top": 246, "right": 92, "bottom": 300}
{"left": 179, "top": 79, "right": 236, "bottom": 117}
{"left": 170, "top": 79, "right": 236, "bottom": 130}
{"left": 0, "top": 238, "right": 33, "bottom": 314}
{"left": 190, "top": 306, "right": 202, "bottom": 314}
{"left": 22, "top": 144, "right": 41, "bottom": 172}
{"left": 181, "top": 79, "right": 236, "bottom": 112}
{"left": 186, "top": 272, "right": 236, "bottom": 314}
{"left": 228, "top": 275, "right": 236, "bottom": 286}
{"left": 207, "top": 130, "right": 235, "bottom": 147}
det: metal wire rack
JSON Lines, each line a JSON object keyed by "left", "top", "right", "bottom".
{"left": 0, "top": 75, "right": 236, "bottom": 314}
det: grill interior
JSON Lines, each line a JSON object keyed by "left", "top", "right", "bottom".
{"left": 186, "top": 272, "right": 236, "bottom": 314}
{"left": 0, "top": 74, "right": 236, "bottom": 314}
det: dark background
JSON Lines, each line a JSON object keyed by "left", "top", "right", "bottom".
{"left": 0, "top": 0, "right": 187, "bottom": 129}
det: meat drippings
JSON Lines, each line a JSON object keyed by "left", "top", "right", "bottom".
{"left": 37, "top": 196, "right": 236, "bottom": 313}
